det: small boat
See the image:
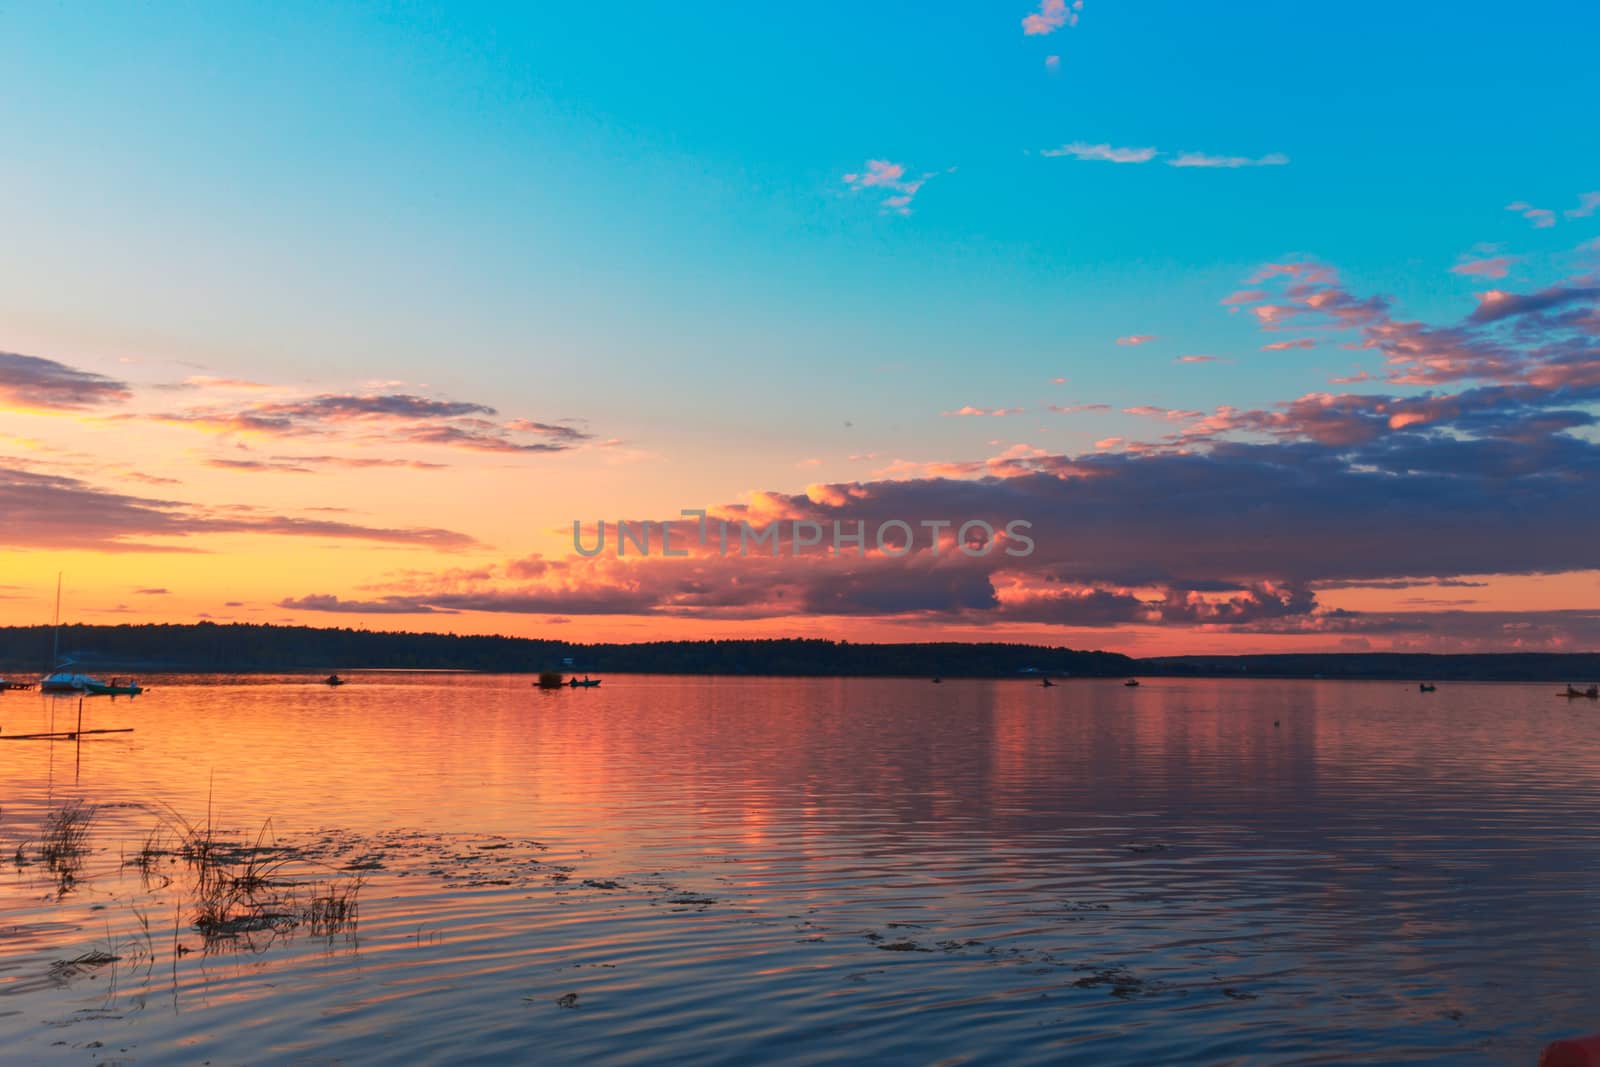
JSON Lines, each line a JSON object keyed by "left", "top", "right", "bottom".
{"left": 1561, "top": 685, "right": 1600, "bottom": 699}
{"left": 931, "top": 677, "right": 943, "bottom": 684}
{"left": 1041, "top": 677, "right": 1055, "bottom": 688}
{"left": 567, "top": 677, "right": 601, "bottom": 688}
{"left": 0, "top": 679, "right": 34, "bottom": 691}
{"left": 83, "top": 678, "right": 143, "bottom": 697}
{"left": 1124, "top": 679, "right": 1141, "bottom": 688}
{"left": 41, "top": 670, "right": 106, "bottom": 694}
{"left": 323, "top": 674, "right": 346, "bottom": 687}
{"left": 1419, "top": 683, "right": 1436, "bottom": 693}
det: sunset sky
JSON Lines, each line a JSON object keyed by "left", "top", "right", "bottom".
{"left": 3, "top": 1, "right": 1598, "bottom": 654}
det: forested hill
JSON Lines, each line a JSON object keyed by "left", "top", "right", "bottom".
{"left": 2, "top": 623, "right": 1594, "bottom": 680}
{"left": 0, "top": 623, "right": 1132, "bottom": 677}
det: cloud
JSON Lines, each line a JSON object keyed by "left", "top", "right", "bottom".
{"left": 1042, "top": 142, "right": 1157, "bottom": 164}
{"left": 1566, "top": 191, "right": 1600, "bottom": 220}
{"left": 133, "top": 588, "right": 169, "bottom": 595}
{"left": 205, "top": 455, "right": 448, "bottom": 473}
{"left": 278, "top": 594, "right": 454, "bottom": 615}
{"left": 0, "top": 464, "right": 479, "bottom": 552}
{"left": 1175, "top": 355, "right": 1219, "bottom": 364}
{"left": 1261, "top": 339, "right": 1316, "bottom": 351}
{"left": 1022, "top": 0, "right": 1082, "bottom": 36}
{"left": 1048, "top": 403, "right": 1111, "bottom": 413}
{"left": 1167, "top": 152, "right": 1290, "bottom": 169}
{"left": 143, "top": 389, "right": 590, "bottom": 457}
{"left": 0, "top": 352, "right": 132, "bottom": 411}
{"left": 1116, "top": 335, "right": 1158, "bottom": 346}
{"left": 1122, "top": 406, "right": 1202, "bottom": 421}
{"left": 1044, "top": 55, "right": 1061, "bottom": 71}
{"left": 1468, "top": 284, "right": 1600, "bottom": 324}
{"left": 269, "top": 251, "right": 1600, "bottom": 649}
{"left": 842, "top": 160, "right": 906, "bottom": 189}
{"left": 1043, "top": 145, "right": 1288, "bottom": 170}
{"left": 1451, "top": 255, "right": 1518, "bottom": 279}
{"left": 1507, "top": 201, "right": 1556, "bottom": 228}
{"left": 941, "top": 406, "right": 1025, "bottom": 417}
{"left": 179, "top": 376, "right": 272, "bottom": 391}
{"left": 842, "top": 159, "right": 945, "bottom": 216}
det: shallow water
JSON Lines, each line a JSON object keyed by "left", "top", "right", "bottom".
{"left": 2, "top": 674, "right": 1598, "bottom": 1064}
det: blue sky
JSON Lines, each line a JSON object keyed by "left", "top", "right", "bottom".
{"left": 2, "top": 2, "right": 1598, "bottom": 648}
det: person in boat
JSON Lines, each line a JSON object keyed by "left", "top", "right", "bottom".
{"left": 325, "top": 674, "right": 343, "bottom": 686}
{"left": 1041, "top": 677, "right": 1054, "bottom": 687}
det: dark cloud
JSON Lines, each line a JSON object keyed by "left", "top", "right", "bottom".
{"left": 1468, "top": 285, "right": 1600, "bottom": 325}
{"left": 0, "top": 352, "right": 132, "bottom": 410}
{"left": 146, "top": 391, "right": 592, "bottom": 456}
{"left": 0, "top": 464, "right": 479, "bottom": 552}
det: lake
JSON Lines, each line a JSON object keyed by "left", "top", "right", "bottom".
{"left": 1, "top": 674, "right": 1596, "bottom": 1064}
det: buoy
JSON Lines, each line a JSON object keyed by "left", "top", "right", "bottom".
{"left": 1541, "top": 1034, "right": 1600, "bottom": 1067}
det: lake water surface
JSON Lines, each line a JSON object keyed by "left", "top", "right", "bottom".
{"left": 2, "top": 674, "right": 1598, "bottom": 1064}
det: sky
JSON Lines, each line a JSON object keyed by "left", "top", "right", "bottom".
{"left": 2, "top": 1, "right": 1599, "bottom": 654}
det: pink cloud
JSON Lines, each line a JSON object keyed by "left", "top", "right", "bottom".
{"left": 1044, "top": 55, "right": 1061, "bottom": 71}
{"left": 1506, "top": 201, "right": 1556, "bottom": 228}
{"left": 1261, "top": 339, "right": 1316, "bottom": 351}
{"left": 1565, "top": 191, "right": 1600, "bottom": 220}
{"left": 842, "top": 159, "right": 940, "bottom": 216}
{"left": 1022, "top": 0, "right": 1082, "bottom": 36}
{"left": 1116, "top": 334, "right": 1158, "bottom": 346}
{"left": 1048, "top": 403, "right": 1111, "bottom": 413}
{"left": 842, "top": 160, "right": 906, "bottom": 188}
{"left": 941, "top": 406, "right": 1025, "bottom": 417}
{"left": 1122, "top": 406, "right": 1203, "bottom": 421}
{"left": 1450, "top": 255, "right": 1517, "bottom": 279}
{"left": 1175, "top": 355, "right": 1219, "bottom": 363}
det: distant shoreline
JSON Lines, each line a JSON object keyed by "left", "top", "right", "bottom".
{"left": 2, "top": 622, "right": 1597, "bottom": 683}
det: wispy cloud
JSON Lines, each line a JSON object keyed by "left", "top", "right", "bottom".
{"left": 1175, "top": 355, "right": 1219, "bottom": 363}
{"left": 1, "top": 352, "right": 131, "bottom": 411}
{"left": 1044, "top": 55, "right": 1061, "bottom": 72}
{"left": 1042, "top": 144, "right": 1289, "bottom": 169}
{"left": 1566, "top": 191, "right": 1600, "bottom": 220}
{"left": 1116, "top": 335, "right": 1158, "bottom": 346}
{"left": 1167, "top": 152, "right": 1290, "bottom": 169}
{"left": 142, "top": 390, "right": 591, "bottom": 457}
{"left": 1042, "top": 142, "right": 1156, "bottom": 164}
{"left": 1022, "top": 0, "right": 1082, "bottom": 36}
{"left": 941, "top": 406, "right": 1025, "bottom": 417}
{"left": 0, "top": 464, "right": 479, "bottom": 553}
{"left": 1451, "top": 255, "right": 1518, "bottom": 279}
{"left": 1506, "top": 201, "right": 1556, "bottom": 228}
{"left": 1261, "top": 339, "right": 1316, "bottom": 351}
{"left": 841, "top": 159, "right": 946, "bottom": 216}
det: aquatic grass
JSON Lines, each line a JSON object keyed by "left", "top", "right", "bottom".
{"left": 41, "top": 800, "right": 96, "bottom": 872}
{"left": 299, "top": 874, "right": 364, "bottom": 937}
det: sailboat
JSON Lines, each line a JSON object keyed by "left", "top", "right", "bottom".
{"left": 37, "top": 575, "right": 140, "bottom": 696}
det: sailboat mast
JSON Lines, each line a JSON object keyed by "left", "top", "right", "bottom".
{"left": 51, "top": 572, "right": 61, "bottom": 669}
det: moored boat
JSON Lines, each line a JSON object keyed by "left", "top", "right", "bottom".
{"left": 41, "top": 670, "right": 102, "bottom": 693}
{"left": 82, "top": 679, "right": 144, "bottom": 696}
